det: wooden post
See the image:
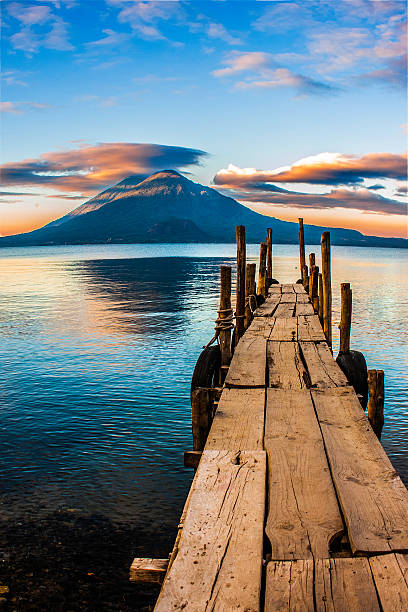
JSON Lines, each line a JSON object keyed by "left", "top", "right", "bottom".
{"left": 245, "top": 263, "right": 256, "bottom": 329}
{"left": 311, "top": 265, "right": 319, "bottom": 312}
{"left": 368, "top": 370, "right": 384, "bottom": 439}
{"left": 303, "top": 264, "right": 309, "bottom": 292}
{"left": 339, "top": 283, "right": 352, "bottom": 353}
{"left": 321, "top": 231, "right": 332, "bottom": 346}
{"left": 308, "top": 253, "right": 315, "bottom": 301}
{"left": 309, "top": 252, "right": 315, "bottom": 269}
{"left": 258, "top": 242, "right": 267, "bottom": 297}
{"left": 219, "top": 266, "right": 232, "bottom": 368}
{"left": 235, "top": 225, "right": 246, "bottom": 343}
{"left": 318, "top": 272, "right": 323, "bottom": 323}
{"left": 298, "top": 218, "right": 305, "bottom": 281}
{"left": 266, "top": 228, "right": 272, "bottom": 286}
{"left": 191, "top": 388, "right": 217, "bottom": 450}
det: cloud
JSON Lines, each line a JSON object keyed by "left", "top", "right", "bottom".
{"left": 212, "top": 51, "right": 337, "bottom": 95}
{"left": 0, "top": 142, "right": 208, "bottom": 194}
{"left": 2, "top": 71, "right": 28, "bottom": 87}
{"left": 85, "top": 28, "right": 129, "bottom": 48}
{"left": 207, "top": 23, "right": 242, "bottom": 46}
{"left": 112, "top": 0, "right": 181, "bottom": 41}
{"left": 214, "top": 152, "right": 407, "bottom": 188}
{"left": 1, "top": 101, "right": 52, "bottom": 114}
{"left": 6, "top": 1, "right": 73, "bottom": 53}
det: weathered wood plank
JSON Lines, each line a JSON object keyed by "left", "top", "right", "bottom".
{"left": 265, "top": 560, "right": 314, "bottom": 611}
{"left": 296, "top": 293, "right": 310, "bottom": 303}
{"left": 269, "top": 317, "right": 297, "bottom": 341}
{"left": 369, "top": 553, "right": 408, "bottom": 612}
{"left": 155, "top": 450, "right": 266, "bottom": 612}
{"left": 254, "top": 296, "right": 281, "bottom": 317}
{"left": 267, "top": 342, "right": 308, "bottom": 389}
{"left": 205, "top": 388, "right": 265, "bottom": 450}
{"left": 312, "top": 387, "right": 408, "bottom": 554}
{"left": 130, "top": 558, "right": 168, "bottom": 584}
{"left": 300, "top": 341, "right": 348, "bottom": 388}
{"left": 280, "top": 293, "right": 296, "bottom": 303}
{"left": 293, "top": 283, "right": 307, "bottom": 294}
{"left": 281, "top": 284, "right": 295, "bottom": 293}
{"left": 295, "top": 302, "right": 315, "bottom": 316}
{"left": 297, "top": 314, "right": 326, "bottom": 341}
{"left": 315, "top": 558, "right": 380, "bottom": 611}
{"left": 224, "top": 334, "right": 267, "bottom": 387}
{"left": 268, "top": 284, "right": 282, "bottom": 294}
{"left": 273, "top": 302, "right": 295, "bottom": 318}
{"left": 265, "top": 389, "right": 344, "bottom": 560}
{"left": 245, "top": 316, "right": 273, "bottom": 337}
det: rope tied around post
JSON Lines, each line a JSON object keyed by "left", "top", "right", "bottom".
{"left": 246, "top": 294, "right": 258, "bottom": 315}
{"left": 203, "top": 307, "right": 234, "bottom": 349}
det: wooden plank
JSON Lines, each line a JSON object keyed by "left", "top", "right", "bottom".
{"left": 269, "top": 317, "right": 297, "bottom": 341}
{"left": 295, "top": 302, "right": 315, "bottom": 316}
{"left": 155, "top": 450, "right": 266, "bottom": 612}
{"left": 396, "top": 552, "right": 408, "bottom": 581}
{"left": 224, "top": 334, "right": 266, "bottom": 387}
{"left": 205, "top": 387, "right": 265, "bottom": 450}
{"left": 268, "top": 284, "right": 282, "bottom": 294}
{"left": 254, "top": 296, "right": 281, "bottom": 317}
{"left": 297, "top": 314, "right": 326, "bottom": 341}
{"left": 281, "top": 284, "right": 295, "bottom": 293}
{"left": 296, "top": 293, "right": 310, "bottom": 303}
{"left": 315, "top": 558, "right": 380, "bottom": 611}
{"left": 245, "top": 316, "right": 273, "bottom": 336}
{"left": 265, "top": 560, "right": 314, "bottom": 611}
{"left": 280, "top": 293, "right": 296, "bottom": 303}
{"left": 369, "top": 553, "right": 408, "bottom": 612}
{"left": 312, "top": 387, "right": 408, "bottom": 554}
{"left": 293, "top": 283, "right": 307, "bottom": 294}
{"left": 267, "top": 342, "right": 308, "bottom": 389}
{"left": 130, "top": 558, "right": 168, "bottom": 584}
{"left": 300, "top": 341, "right": 348, "bottom": 388}
{"left": 265, "top": 389, "right": 344, "bottom": 560}
{"left": 273, "top": 302, "right": 295, "bottom": 318}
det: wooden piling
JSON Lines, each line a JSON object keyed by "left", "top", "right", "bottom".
{"left": 321, "top": 231, "right": 332, "bottom": 346}
{"left": 318, "top": 272, "right": 323, "bottom": 323}
{"left": 368, "top": 370, "right": 384, "bottom": 439}
{"left": 308, "top": 253, "right": 315, "bottom": 301}
{"left": 219, "top": 266, "right": 232, "bottom": 367}
{"left": 191, "top": 387, "right": 218, "bottom": 451}
{"left": 298, "top": 218, "right": 306, "bottom": 281}
{"left": 245, "top": 263, "right": 256, "bottom": 329}
{"left": 235, "top": 225, "right": 246, "bottom": 343}
{"left": 311, "top": 265, "right": 319, "bottom": 313}
{"left": 266, "top": 228, "right": 273, "bottom": 285}
{"left": 258, "top": 242, "right": 267, "bottom": 298}
{"left": 309, "top": 252, "right": 315, "bottom": 270}
{"left": 339, "top": 283, "right": 352, "bottom": 353}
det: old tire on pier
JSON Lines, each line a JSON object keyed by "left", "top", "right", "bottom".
{"left": 191, "top": 345, "right": 221, "bottom": 396}
{"left": 336, "top": 350, "right": 368, "bottom": 409}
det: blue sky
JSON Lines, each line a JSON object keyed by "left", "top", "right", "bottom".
{"left": 1, "top": 0, "right": 407, "bottom": 237}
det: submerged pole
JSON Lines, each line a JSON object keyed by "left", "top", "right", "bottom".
{"left": 266, "top": 228, "right": 273, "bottom": 286}
{"left": 235, "top": 225, "right": 246, "bottom": 343}
{"left": 245, "top": 263, "right": 256, "bottom": 329}
{"left": 321, "top": 231, "right": 332, "bottom": 347}
{"left": 368, "top": 370, "right": 384, "bottom": 439}
{"left": 258, "top": 242, "right": 267, "bottom": 298}
{"left": 339, "top": 283, "right": 352, "bottom": 353}
{"left": 219, "top": 266, "right": 232, "bottom": 368}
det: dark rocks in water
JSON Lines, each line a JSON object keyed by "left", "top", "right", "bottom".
{"left": 1, "top": 170, "right": 407, "bottom": 248}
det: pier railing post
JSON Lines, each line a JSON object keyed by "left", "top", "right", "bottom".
{"left": 219, "top": 265, "right": 232, "bottom": 370}
{"left": 258, "top": 242, "right": 267, "bottom": 297}
{"left": 339, "top": 283, "right": 352, "bottom": 353}
{"left": 266, "top": 228, "right": 272, "bottom": 287}
{"left": 245, "top": 263, "right": 256, "bottom": 329}
{"left": 318, "top": 272, "right": 323, "bottom": 323}
{"left": 311, "top": 265, "right": 319, "bottom": 313}
{"left": 235, "top": 225, "right": 246, "bottom": 344}
{"left": 321, "top": 231, "right": 332, "bottom": 347}
{"left": 308, "top": 252, "right": 315, "bottom": 301}
{"left": 368, "top": 370, "right": 384, "bottom": 439}
{"left": 298, "top": 218, "right": 306, "bottom": 283}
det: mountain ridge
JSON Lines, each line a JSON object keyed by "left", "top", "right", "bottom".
{"left": 1, "top": 171, "right": 406, "bottom": 248}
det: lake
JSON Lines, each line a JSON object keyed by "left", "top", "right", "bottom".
{"left": 0, "top": 243, "right": 407, "bottom": 610}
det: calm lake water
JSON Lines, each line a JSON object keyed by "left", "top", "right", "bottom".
{"left": 0, "top": 243, "right": 407, "bottom": 549}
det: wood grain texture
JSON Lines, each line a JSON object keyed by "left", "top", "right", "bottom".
{"left": 280, "top": 293, "right": 297, "bottom": 303}
{"left": 296, "top": 293, "right": 310, "bottom": 303}
{"left": 315, "top": 557, "right": 380, "bottom": 611}
{"left": 265, "top": 389, "right": 344, "bottom": 560}
{"left": 281, "top": 284, "right": 295, "bottom": 293}
{"left": 300, "top": 342, "right": 348, "bottom": 388}
{"left": 273, "top": 303, "right": 295, "bottom": 318}
{"left": 297, "top": 315, "right": 326, "bottom": 341}
{"left": 205, "top": 388, "right": 265, "bottom": 451}
{"left": 267, "top": 342, "right": 308, "bottom": 389}
{"left": 269, "top": 318, "right": 297, "bottom": 341}
{"left": 312, "top": 387, "right": 408, "bottom": 554}
{"left": 253, "top": 296, "right": 281, "bottom": 317}
{"left": 268, "top": 284, "right": 282, "bottom": 294}
{"left": 155, "top": 450, "right": 266, "bottom": 612}
{"left": 369, "top": 553, "right": 408, "bottom": 612}
{"left": 295, "top": 302, "right": 315, "bottom": 316}
{"left": 265, "top": 560, "right": 314, "bottom": 611}
{"left": 293, "top": 283, "right": 307, "bottom": 294}
{"left": 224, "top": 334, "right": 267, "bottom": 387}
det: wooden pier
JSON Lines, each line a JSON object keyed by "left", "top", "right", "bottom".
{"left": 132, "top": 226, "right": 408, "bottom": 611}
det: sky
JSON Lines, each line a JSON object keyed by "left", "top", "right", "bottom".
{"left": 1, "top": 0, "right": 407, "bottom": 239}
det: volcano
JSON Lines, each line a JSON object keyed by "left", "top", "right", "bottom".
{"left": 1, "top": 170, "right": 406, "bottom": 247}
